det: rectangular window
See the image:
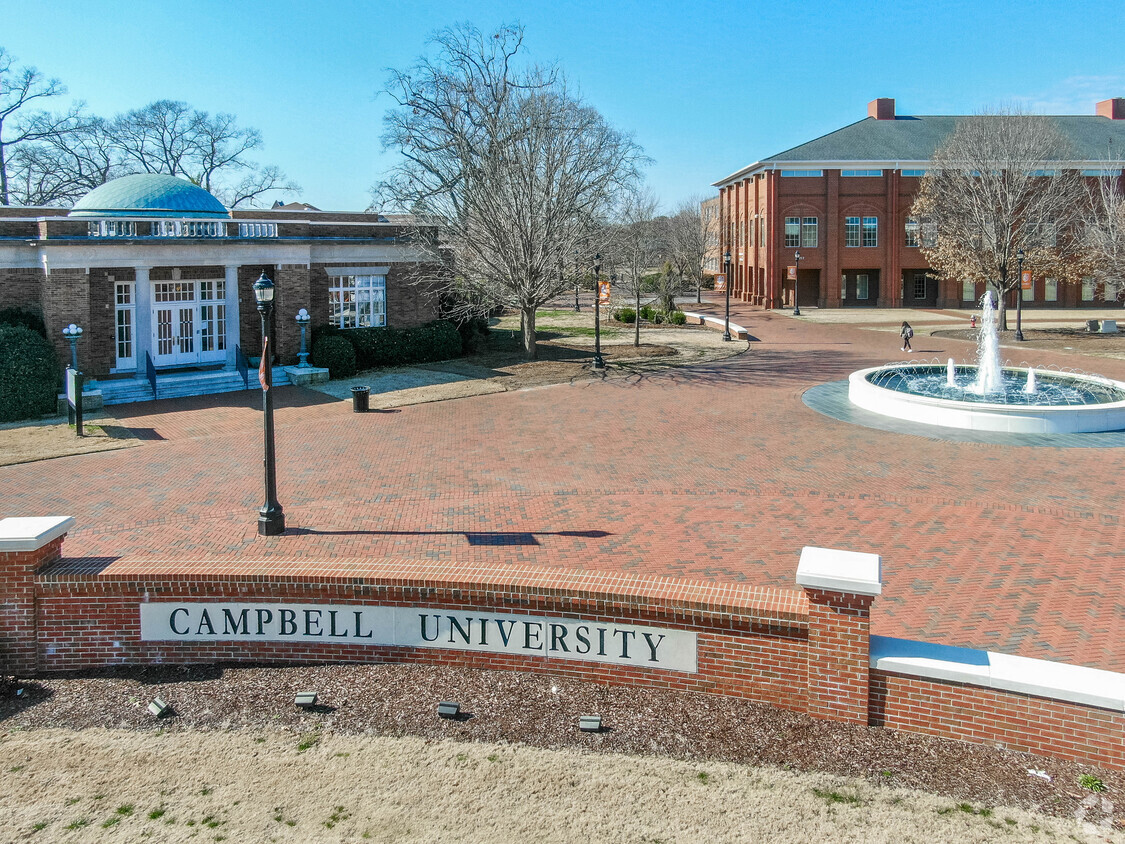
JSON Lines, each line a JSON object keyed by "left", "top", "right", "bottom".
{"left": 199, "top": 280, "right": 227, "bottom": 353}
{"left": 801, "top": 217, "right": 818, "bottom": 248}
{"left": 862, "top": 216, "right": 878, "bottom": 247}
{"left": 114, "top": 282, "right": 136, "bottom": 369}
{"left": 841, "top": 169, "right": 883, "bottom": 177}
{"left": 759, "top": 217, "right": 766, "bottom": 245}
{"left": 856, "top": 274, "right": 870, "bottom": 300}
{"left": 901, "top": 169, "right": 927, "bottom": 177}
{"left": 1082, "top": 169, "right": 1123, "bottom": 177}
{"left": 913, "top": 272, "right": 927, "bottom": 299}
{"left": 1045, "top": 278, "right": 1058, "bottom": 302}
{"left": 1107, "top": 282, "right": 1121, "bottom": 302}
{"left": 962, "top": 279, "right": 976, "bottom": 301}
{"left": 845, "top": 216, "right": 860, "bottom": 247}
{"left": 329, "top": 274, "right": 387, "bottom": 329}
{"left": 784, "top": 217, "right": 801, "bottom": 248}
{"left": 840, "top": 274, "right": 847, "bottom": 301}
{"left": 779, "top": 170, "right": 823, "bottom": 177}
{"left": 905, "top": 217, "right": 920, "bottom": 247}
{"left": 1082, "top": 277, "right": 1095, "bottom": 301}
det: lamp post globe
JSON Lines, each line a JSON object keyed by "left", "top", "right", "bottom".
{"left": 1015, "top": 248, "right": 1025, "bottom": 341}
{"left": 593, "top": 253, "right": 605, "bottom": 369}
{"left": 61, "top": 323, "right": 83, "bottom": 370}
{"left": 295, "top": 308, "right": 312, "bottom": 368}
{"left": 254, "top": 272, "right": 285, "bottom": 536}
{"left": 722, "top": 250, "right": 732, "bottom": 341}
{"left": 792, "top": 251, "right": 802, "bottom": 316}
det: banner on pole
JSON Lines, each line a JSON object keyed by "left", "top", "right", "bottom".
{"left": 259, "top": 336, "right": 269, "bottom": 391}
{"left": 1021, "top": 270, "right": 1033, "bottom": 290}
{"left": 715, "top": 274, "right": 726, "bottom": 292}
{"left": 787, "top": 266, "right": 797, "bottom": 280}
{"left": 598, "top": 280, "right": 611, "bottom": 304}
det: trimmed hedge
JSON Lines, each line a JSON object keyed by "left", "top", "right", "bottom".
{"left": 0, "top": 325, "right": 60, "bottom": 422}
{"left": 0, "top": 307, "right": 47, "bottom": 338}
{"left": 311, "top": 335, "right": 357, "bottom": 378}
{"left": 614, "top": 308, "right": 637, "bottom": 324}
{"left": 319, "top": 320, "right": 463, "bottom": 371}
{"left": 668, "top": 310, "right": 687, "bottom": 325}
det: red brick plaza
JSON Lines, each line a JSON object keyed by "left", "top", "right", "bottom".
{"left": 4, "top": 300, "right": 1122, "bottom": 677}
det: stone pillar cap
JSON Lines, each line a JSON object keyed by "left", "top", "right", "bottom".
{"left": 796, "top": 546, "right": 882, "bottom": 596}
{"left": 0, "top": 516, "right": 76, "bottom": 551}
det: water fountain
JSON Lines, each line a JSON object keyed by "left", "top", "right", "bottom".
{"left": 848, "top": 293, "right": 1125, "bottom": 433}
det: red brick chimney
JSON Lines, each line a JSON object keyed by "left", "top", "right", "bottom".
{"left": 868, "top": 98, "right": 896, "bottom": 120}
{"left": 1097, "top": 98, "right": 1125, "bottom": 119}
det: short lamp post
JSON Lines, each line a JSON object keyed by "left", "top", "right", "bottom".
{"left": 593, "top": 253, "right": 605, "bottom": 369}
{"left": 254, "top": 272, "right": 285, "bottom": 536}
{"left": 792, "top": 250, "right": 802, "bottom": 316}
{"left": 61, "top": 323, "right": 83, "bottom": 369}
{"left": 1015, "top": 248, "right": 1025, "bottom": 341}
{"left": 573, "top": 249, "right": 581, "bottom": 312}
{"left": 295, "top": 308, "right": 311, "bottom": 367}
{"left": 722, "top": 250, "right": 732, "bottom": 341}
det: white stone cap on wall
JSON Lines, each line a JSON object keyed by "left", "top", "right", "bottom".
{"left": 871, "top": 635, "right": 1125, "bottom": 713}
{"left": 795, "top": 546, "right": 882, "bottom": 596}
{"left": 0, "top": 516, "right": 75, "bottom": 552}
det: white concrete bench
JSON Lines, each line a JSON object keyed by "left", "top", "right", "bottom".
{"left": 1100, "top": 319, "right": 1119, "bottom": 334}
{"left": 681, "top": 312, "right": 750, "bottom": 340}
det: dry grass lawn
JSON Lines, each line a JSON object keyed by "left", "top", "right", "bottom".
{"left": 1, "top": 728, "right": 1118, "bottom": 843}
{"left": 0, "top": 418, "right": 137, "bottom": 467}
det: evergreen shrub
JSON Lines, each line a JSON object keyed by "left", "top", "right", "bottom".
{"left": 311, "top": 335, "right": 357, "bottom": 378}
{"left": 0, "top": 307, "right": 47, "bottom": 337}
{"left": 614, "top": 308, "right": 636, "bottom": 324}
{"left": 0, "top": 325, "right": 60, "bottom": 422}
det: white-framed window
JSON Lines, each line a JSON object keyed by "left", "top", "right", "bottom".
{"left": 114, "top": 282, "right": 136, "bottom": 369}
{"left": 784, "top": 217, "right": 801, "bottom": 248}
{"left": 152, "top": 220, "right": 226, "bottom": 238}
{"left": 779, "top": 170, "right": 823, "bottom": 177}
{"left": 901, "top": 169, "right": 927, "bottom": 177}
{"left": 238, "top": 222, "right": 278, "bottom": 238}
{"left": 913, "top": 272, "right": 927, "bottom": 299}
{"left": 1082, "top": 277, "right": 1095, "bottom": 301}
{"left": 905, "top": 217, "right": 920, "bottom": 247}
{"left": 1045, "top": 278, "right": 1058, "bottom": 302}
{"left": 199, "top": 280, "right": 227, "bottom": 353}
{"left": 801, "top": 217, "right": 817, "bottom": 248}
{"left": 845, "top": 216, "right": 861, "bottom": 247}
{"left": 841, "top": 169, "right": 883, "bottom": 177}
{"left": 962, "top": 279, "right": 976, "bottom": 301}
{"left": 856, "top": 274, "right": 870, "bottom": 300}
{"left": 862, "top": 216, "right": 878, "bottom": 247}
{"left": 88, "top": 220, "right": 137, "bottom": 237}
{"left": 1107, "top": 281, "right": 1122, "bottom": 302}
{"left": 759, "top": 216, "right": 766, "bottom": 245}
{"left": 329, "top": 274, "right": 387, "bottom": 329}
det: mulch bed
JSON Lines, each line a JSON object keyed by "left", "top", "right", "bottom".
{"left": 2, "top": 664, "right": 1119, "bottom": 829}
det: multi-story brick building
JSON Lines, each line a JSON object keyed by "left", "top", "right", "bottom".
{"left": 0, "top": 174, "right": 437, "bottom": 402}
{"left": 712, "top": 98, "right": 1125, "bottom": 310}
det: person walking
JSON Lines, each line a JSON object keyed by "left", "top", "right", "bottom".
{"left": 900, "top": 321, "right": 914, "bottom": 352}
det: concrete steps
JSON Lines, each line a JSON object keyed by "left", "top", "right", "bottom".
{"left": 99, "top": 367, "right": 292, "bottom": 405}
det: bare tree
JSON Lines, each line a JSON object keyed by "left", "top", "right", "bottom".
{"left": 374, "top": 24, "right": 645, "bottom": 359}
{"left": 0, "top": 47, "right": 70, "bottom": 205}
{"left": 662, "top": 196, "right": 716, "bottom": 308}
{"left": 912, "top": 111, "right": 1086, "bottom": 329}
{"left": 7, "top": 113, "right": 121, "bottom": 206}
{"left": 604, "top": 190, "right": 661, "bottom": 346}
{"left": 1083, "top": 172, "right": 1125, "bottom": 300}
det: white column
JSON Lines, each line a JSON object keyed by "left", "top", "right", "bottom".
{"left": 134, "top": 267, "right": 152, "bottom": 371}
{"left": 224, "top": 265, "right": 240, "bottom": 368}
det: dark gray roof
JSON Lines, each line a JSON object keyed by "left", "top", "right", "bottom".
{"left": 764, "top": 115, "right": 1125, "bottom": 163}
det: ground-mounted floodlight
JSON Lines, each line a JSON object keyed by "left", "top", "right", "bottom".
{"left": 148, "top": 697, "right": 170, "bottom": 718}
{"left": 579, "top": 715, "right": 603, "bottom": 733}
{"left": 437, "top": 701, "right": 461, "bottom": 719}
{"left": 295, "top": 691, "right": 318, "bottom": 708}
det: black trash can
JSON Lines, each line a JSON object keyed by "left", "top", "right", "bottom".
{"left": 351, "top": 386, "right": 370, "bottom": 413}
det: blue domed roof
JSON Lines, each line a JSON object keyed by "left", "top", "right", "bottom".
{"left": 69, "top": 174, "right": 229, "bottom": 219}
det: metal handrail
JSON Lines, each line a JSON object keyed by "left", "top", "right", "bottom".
{"left": 235, "top": 344, "right": 250, "bottom": 390}
{"left": 145, "top": 351, "right": 158, "bottom": 400}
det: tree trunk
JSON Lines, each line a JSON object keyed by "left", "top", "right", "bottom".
{"left": 634, "top": 288, "right": 640, "bottom": 347}
{"left": 521, "top": 305, "right": 537, "bottom": 359}
{"left": 697, "top": 270, "right": 702, "bottom": 304}
{"left": 0, "top": 142, "right": 9, "bottom": 206}
{"left": 994, "top": 284, "right": 1009, "bottom": 331}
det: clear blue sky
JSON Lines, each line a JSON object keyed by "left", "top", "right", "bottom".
{"left": 4, "top": 0, "right": 1124, "bottom": 211}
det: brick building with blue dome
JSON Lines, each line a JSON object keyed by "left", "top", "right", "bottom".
{"left": 0, "top": 175, "right": 436, "bottom": 403}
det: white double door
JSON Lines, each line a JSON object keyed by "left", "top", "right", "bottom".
{"left": 151, "top": 280, "right": 227, "bottom": 367}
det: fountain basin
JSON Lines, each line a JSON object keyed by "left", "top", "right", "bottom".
{"left": 848, "top": 364, "right": 1125, "bottom": 434}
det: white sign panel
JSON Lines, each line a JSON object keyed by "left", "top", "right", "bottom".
{"left": 139, "top": 603, "right": 697, "bottom": 673}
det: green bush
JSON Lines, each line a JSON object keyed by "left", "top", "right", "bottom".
{"left": 311, "top": 335, "right": 357, "bottom": 378}
{"left": 343, "top": 320, "right": 462, "bottom": 369}
{"left": 0, "top": 306, "right": 47, "bottom": 338}
{"left": 456, "top": 316, "right": 491, "bottom": 354}
{"left": 0, "top": 325, "right": 60, "bottom": 422}
{"left": 614, "top": 308, "right": 636, "bottom": 324}
{"left": 653, "top": 312, "right": 664, "bottom": 324}
{"left": 668, "top": 310, "right": 687, "bottom": 326}
{"left": 639, "top": 305, "right": 656, "bottom": 321}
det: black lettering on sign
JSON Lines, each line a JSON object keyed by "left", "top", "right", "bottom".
{"left": 328, "top": 610, "right": 349, "bottom": 638}
{"left": 223, "top": 609, "right": 249, "bottom": 636}
{"left": 523, "top": 621, "right": 544, "bottom": 651}
{"left": 495, "top": 619, "right": 516, "bottom": 646}
{"left": 169, "top": 607, "right": 189, "bottom": 636}
{"left": 354, "top": 610, "right": 373, "bottom": 639}
{"left": 642, "top": 632, "right": 666, "bottom": 662}
{"left": 549, "top": 623, "right": 569, "bottom": 652}
{"left": 196, "top": 609, "right": 215, "bottom": 636}
{"left": 419, "top": 614, "right": 441, "bottom": 642}
{"left": 279, "top": 609, "right": 297, "bottom": 635}
{"left": 255, "top": 608, "right": 273, "bottom": 635}
{"left": 448, "top": 616, "right": 473, "bottom": 645}
{"left": 574, "top": 625, "right": 591, "bottom": 654}
{"left": 613, "top": 629, "right": 636, "bottom": 659}
{"left": 304, "top": 610, "right": 322, "bottom": 636}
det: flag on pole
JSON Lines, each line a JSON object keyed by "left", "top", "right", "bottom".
{"left": 259, "top": 336, "right": 269, "bottom": 391}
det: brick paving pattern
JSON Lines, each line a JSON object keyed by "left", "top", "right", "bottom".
{"left": 3, "top": 302, "right": 1123, "bottom": 672}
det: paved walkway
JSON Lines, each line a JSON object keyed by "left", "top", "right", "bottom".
{"left": 3, "top": 300, "right": 1123, "bottom": 673}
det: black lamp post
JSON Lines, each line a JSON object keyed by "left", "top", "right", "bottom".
{"left": 792, "top": 250, "right": 802, "bottom": 316}
{"left": 574, "top": 249, "right": 581, "bottom": 312}
{"left": 254, "top": 272, "right": 285, "bottom": 536}
{"left": 593, "top": 253, "right": 605, "bottom": 369}
{"left": 1015, "top": 248, "right": 1025, "bottom": 341}
{"left": 722, "top": 250, "right": 732, "bottom": 341}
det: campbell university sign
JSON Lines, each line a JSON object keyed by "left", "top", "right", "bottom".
{"left": 140, "top": 603, "right": 698, "bottom": 673}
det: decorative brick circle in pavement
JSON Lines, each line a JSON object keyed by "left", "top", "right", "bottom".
{"left": 2, "top": 303, "right": 1122, "bottom": 673}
